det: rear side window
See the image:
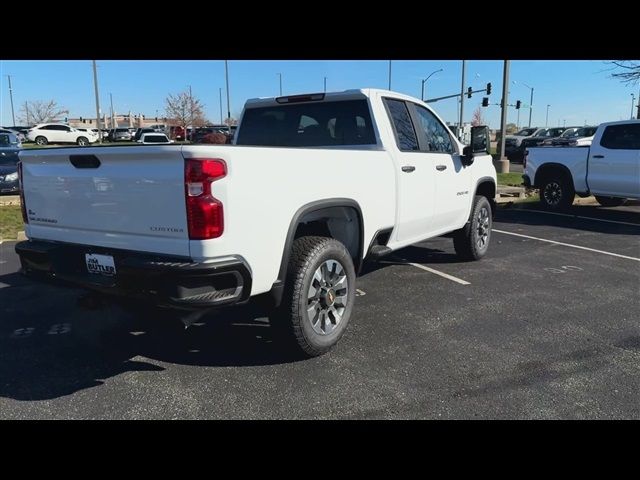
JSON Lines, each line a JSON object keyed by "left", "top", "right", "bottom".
{"left": 383, "top": 98, "right": 419, "bottom": 151}
{"left": 144, "top": 135, "right": 168, "bottom": 142}
{"left": 236, "top": 99, "right": 376, "bottom": 147}
{"left": 600, "top": 124, "right": 640, "bottom": 150}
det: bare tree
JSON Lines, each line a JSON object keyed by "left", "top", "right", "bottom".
{"left": 164, "top": 90, "right": 206, "bottom": 129}
{"left": 471, "top": 106, "right": 485, "bottom": 126}
{"left": 605, "top": 61, "right": 640, "bottom": 85}
{"left": 19, "top": 100, "right": 68, "bottom": 124}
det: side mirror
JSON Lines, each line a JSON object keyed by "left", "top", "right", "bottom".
{"left": 471, "top": 125, "right": 489, "bottom": 153}
{"left": 461, "top": 145, "right": 474, "bottom": 166}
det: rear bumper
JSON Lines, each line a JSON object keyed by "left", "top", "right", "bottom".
{"left": 15, "top": 240, "right": 252, "bottom": 310}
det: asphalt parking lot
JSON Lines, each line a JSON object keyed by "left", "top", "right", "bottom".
{"left": 1, "top": 203, "right": 638, "bottom": 419}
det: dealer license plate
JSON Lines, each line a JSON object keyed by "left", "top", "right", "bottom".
{"left": 85, "top": 253, "right": 116, "bottom": 276}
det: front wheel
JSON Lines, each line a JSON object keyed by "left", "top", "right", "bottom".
{"left": 595, "top": 196, "right": 627, "bottom": 207}
{"left": 453, "top": 195, "right": 492, "bottom": 261}
{"left": 276, "top": 236, "right": 356, "bottom": 358}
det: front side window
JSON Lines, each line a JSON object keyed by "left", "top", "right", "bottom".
{"left": 414, "top": 106, "right": 454, "bottom": 154}
{"left": 383, "top": 98, "right": 419, "bottom": 151}
{"left": 600, "top": 124, "right": 640, "bottom": 150}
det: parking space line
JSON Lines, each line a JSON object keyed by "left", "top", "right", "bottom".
{"left": 507, "top": 209, "right": 640, "bottom": 227}
{"left": 493, "top": 229, "right": 640, "bottom": 262}
{"left": 405, "top": 262, "right": 471, "bottom": 285}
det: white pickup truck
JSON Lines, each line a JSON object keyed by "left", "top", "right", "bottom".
{"left": 16, "top": 89, "right": 496, "bottom": 357}
{"left": 524, "top": 120, "right": 640, "bottom": 209}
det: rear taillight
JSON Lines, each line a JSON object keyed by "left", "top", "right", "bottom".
{"left": 17, "top": 161, "right": 28, "bottom": 224}
{"left": 185, "top": 158, "right": 226, "bottom": 239}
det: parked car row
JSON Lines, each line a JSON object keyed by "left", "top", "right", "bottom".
{"left": 505, "top": 125, "right": 599, "bottom": 162}
{"left": 0, "top": 133, "right": 21, "bottom": 194}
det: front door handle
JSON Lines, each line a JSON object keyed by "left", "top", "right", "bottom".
{"left": 436, "top": 165, "right": 447, "bottom": 171}
{"left": 401, "top": 165, "right": 416, "bottom": 173}
{"left": 592, "top": 155, "right": 604, "bottom": 159}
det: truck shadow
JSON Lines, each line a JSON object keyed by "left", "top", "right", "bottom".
{"left": 497, "top": 204, "right": 640, "bottom": 236}
{"left": 0, "top": 273, "right": 301, "bottom": 402}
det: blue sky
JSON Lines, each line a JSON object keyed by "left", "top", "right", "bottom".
{"left": 1, "top": 60, "right": 638, "bottom": 128}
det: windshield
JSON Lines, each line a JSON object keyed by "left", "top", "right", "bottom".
{"left": 515, "top": 128, "right": 537, "bottom": 136}
{"left": 560, "top": 128, "right": 579, "bottom": 138}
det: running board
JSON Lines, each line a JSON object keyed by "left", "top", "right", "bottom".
{"left": 368, "top": 245, "right": 393, "bottom": 259}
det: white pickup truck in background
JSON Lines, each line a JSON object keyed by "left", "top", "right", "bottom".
{"left": 524, "top": 120, "right": 640, "bottom": 209}
{"left": 16, "top": 88, "right": 497, "bottom": 357}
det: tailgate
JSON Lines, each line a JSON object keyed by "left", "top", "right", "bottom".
{"left": 20, "top": 146, "right": 190, "bottom": 257}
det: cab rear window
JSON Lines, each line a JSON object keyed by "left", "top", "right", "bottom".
{"left": 236, "top": 99, "right": 376, "bottom": 147}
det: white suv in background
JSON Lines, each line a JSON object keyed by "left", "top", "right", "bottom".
{"left": 26, "top": 123, "right": 99, "bottom": 146}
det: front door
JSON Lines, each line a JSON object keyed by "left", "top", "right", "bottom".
{"left": 411, "top": 104, "right": 471, "bottom": 231}
{"left": 382, "top": 97, "right": 437, "bottom": 244}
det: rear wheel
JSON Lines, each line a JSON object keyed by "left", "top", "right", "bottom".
{"left": 454, "top": 195, "right": 493, "bottom": 261}
{"left": 539, "top": 173, "right": 574, "bottom": 210}
{"left": 35, "top": 136, "right": 48, "bottom": 146}
{"left": 595, "top": 196, "right": 627, "bottom": 207}
{"left": 76, "top": 136, "right": 89, "bottom": 146}
{"left": 276, "top": 236, "right": 356, "bottom": 358}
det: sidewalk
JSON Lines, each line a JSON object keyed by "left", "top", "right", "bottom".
{"left": 0, "top": 195, "right": 20, "bottom": 206}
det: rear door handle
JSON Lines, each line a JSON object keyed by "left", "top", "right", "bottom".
{"left": 401, "top": 165, "right": 416, "bottom": 173}
{"left": 592, "top": 155, "right": 604, "bottom": 159}
{"left": 436, "top": 165, "right": 447, "bottom": 171}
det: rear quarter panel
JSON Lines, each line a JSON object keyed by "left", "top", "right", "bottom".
{"left": 526, "top": 146, "right": 590, "bottom": 192}
{"left": 182, "top": 144, "right": 397, "bottom": 295}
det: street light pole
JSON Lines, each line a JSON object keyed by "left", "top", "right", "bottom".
{"left": 219, "top": 87, "right": 223, "bottom": 125}
{"left": 324, "top": 76, "right": 327, "bottom": 93}
{"left": 513, "top": 80, "right": 534, "bottom": 127}
{"left": 225, "top": 60, "right": 231, "bottom": 124}
{"left": 421, "top": 68, "right": 443, "bottom": 101}
{"left": 91, "top": 61, "right": 103, "bottom": 144}
{"left": 388, "top": 60, "right": 392, "bottom": 90}
{"left": 546, "top": 104, "right": 551, "bottom": 127}
{"left": 631, "top": 93, "right": 636, "bottom": 120}
{"left": 277, "top": 73, "right": 282, "bottom": 96}
{"left": 6, "top": 75, "right": 16, "bottom": 126}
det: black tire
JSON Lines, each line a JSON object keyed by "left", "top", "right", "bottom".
{"left": 453, "top": 195, "right": 493, "bottom": 261}
{"left": 539, "top": 172, "right": 574, "bottom": 210}
{"left": 595, "top": 196, "right": 627, "bottom": 207}
{"left": 35, "top": 136, "right": 48, "bottom": 146}
{"left": 276, "top": 236, "right": 356, "bottom": 358}
{"left": 76, "top": 136, "right": 89, "bottom": 146}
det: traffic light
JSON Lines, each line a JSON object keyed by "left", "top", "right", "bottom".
{"left": 515, "top": 100, "right": 521, "bottom": 110}
{"left": 482, "top": 97, "right": 489, "bottom": 107}
{"left": 155, "top": 117, "right": 158, "bottom": 122}
{"left": 486, "top": 82, "right": 492, "bottom": 95}
{"left": 80, "top": 116, "right": 83, "bottom": 122}
{"left": 467, "top": 86, "right": 473, "bottom": 98}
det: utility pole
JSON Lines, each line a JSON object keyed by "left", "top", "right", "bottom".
{"left": 546, "top": 105, "right": 551, "bottom": 127}
{"left": 528, "top": 87, "right": 534, "bottom": 127}
{"left": 388, "top": 60, "right": 392, "bottom": 90}
{"left": 110, "top": 92, "right": 115, "bottom": 129}
{"left": 631, "top": 93, "right": 636, "bottom": 120}
{"left": 219, "top": 87, "right": 223, "bottom": 124}
{"left": 188, "top": 85, "right": 193, "bottom": 142}
{"left": 277, "top": 73, "right": 282, "bottom": 96}
{"left": 225, "top": 60, "right": 231, "bottom": 125}
{"left": 496, "top": 60, "right": 510, "bottom": 174}
{"left": 324, "top": 76, "right": 327, "bottom": 93}
{"left": 24, "top": 101, "right": 30, "bottom": 126}
{"left": 6, "top": 75, "right": 16, "bottom": 126}
{"left": 92, "top": 61, "right": 103, "bottom": 144}
{"left": 459, "top": 60, "right": 466, "bottom": 140}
